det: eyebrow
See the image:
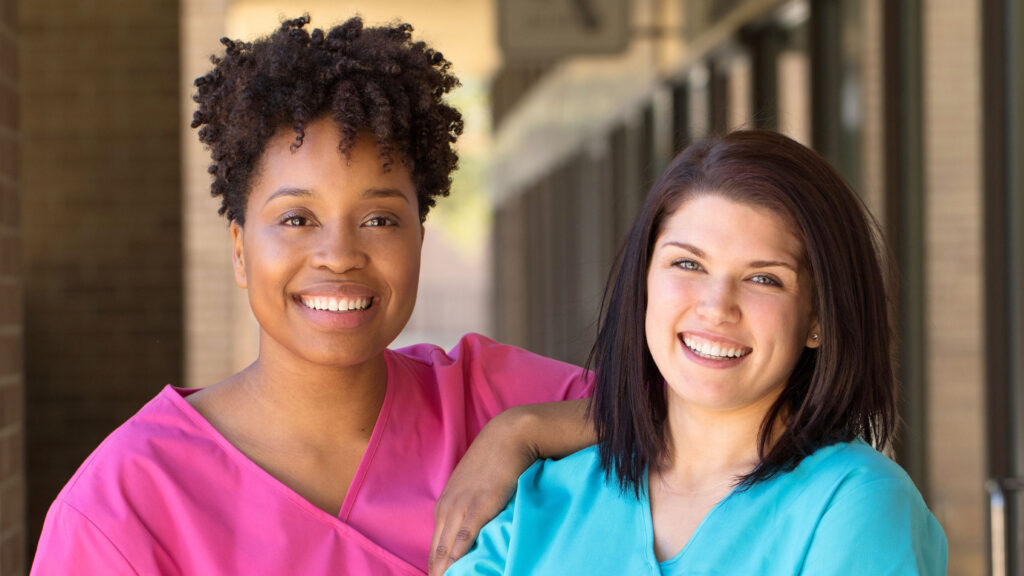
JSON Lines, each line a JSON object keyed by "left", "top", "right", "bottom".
{"left": 263, "top": 186, "right": 412, "bottom": 207}
{"left": 362, "top": 188, "right": 411, "bottom": 203}
{"left": 264, "top": 187, "right": 312, "bottom": 207}
{"left": 749, "top": 259, "right": 799, "bottom": 272}
{"left": 660, "top": 241, "right": 800, "bottom": 272}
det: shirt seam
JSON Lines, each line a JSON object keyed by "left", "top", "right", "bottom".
{"left": 338, "top": 349, "right": 398, "bottom": 521}
{"left": 58, "top": 497, "right": 141, "bottom": 575}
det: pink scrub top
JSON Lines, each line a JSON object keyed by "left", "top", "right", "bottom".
{"left": 30, "top": 334, "right": 591, "bottom": 575}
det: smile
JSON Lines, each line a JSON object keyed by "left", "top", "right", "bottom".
{"left": 299, "top": 295, "right": 373, "bottom": 313}
{"left": 681, "top": 334, "right": 752, "bottom": 360}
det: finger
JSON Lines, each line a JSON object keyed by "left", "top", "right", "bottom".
{"left": 428, "top": 523, "right": 444, "bottom": 575}
{"left": 447, "top": 522, "right": 478, "bottom": 564}
{"left": 429, "top": 511, "right": 462, "bottom": 576}
{"left": 429, "top": 496, "right": 451, "bottom": 573}
{"left": 433, "top": 507, "right": 480, "bottom": 575}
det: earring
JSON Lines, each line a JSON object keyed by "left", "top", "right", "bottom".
{"left": 811, "top": 333, "right": 819, "bottom": 342}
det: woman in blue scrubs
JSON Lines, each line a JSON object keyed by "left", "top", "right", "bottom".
{"left": 447, "top": 130, "right": 947, "bottom": 575}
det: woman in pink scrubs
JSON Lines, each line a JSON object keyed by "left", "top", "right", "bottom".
{"left": 31, "top": 16, "right": 591, "bottom": 575}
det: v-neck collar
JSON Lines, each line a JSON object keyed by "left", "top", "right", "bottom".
{"left": 161, "top": 352, "right": 405, "bottom": 569}
{"left": 338, "top": 349, "right": 397, "bottom": 520}
{"left": 640, "top": 467, "right": 740, "bottom": 573}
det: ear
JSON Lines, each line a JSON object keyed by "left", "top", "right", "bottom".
{"left": 230, "top": 221, "right": 248, "bottom": 289}
{"left": 806, "top": 318, "right": 822, "bottom": 349}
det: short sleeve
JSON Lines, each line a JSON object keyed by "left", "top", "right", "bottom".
{"left": 801, "top": 476, "right": 948, "bottom": 575}
{"left": 30, "top": 499, "right": 138, "bottom": 576}
{"left": 431, "top": 334, "right": 592, "bottom": 434}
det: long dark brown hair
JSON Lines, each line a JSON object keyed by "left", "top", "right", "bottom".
{"left": 587, "top": 130, "right": 896, "bottom": 496}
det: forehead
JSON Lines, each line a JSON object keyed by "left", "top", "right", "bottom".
{"left": 658, "top": 194, "right": 805, "bottom": 260}
{"left": 249, "top": 119, "right": 416, "bottom": 203}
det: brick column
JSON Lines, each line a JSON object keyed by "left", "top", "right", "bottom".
{"left": 923, "top": 0, "right": 985, "bottom": 573}
{"left": 20, "top": 0, "right": 182, "bottom": 556}
{"left": 0, "top": 0, "right": 22, "bottom": 573}
{"left": 182, "top": 0, "right": 247, "bottom": 389}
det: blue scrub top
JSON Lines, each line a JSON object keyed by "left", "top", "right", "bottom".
{"left": 448, "top": 440, "right": 947, "bottom": 575}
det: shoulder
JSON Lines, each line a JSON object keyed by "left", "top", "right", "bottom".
{"left": 795, "top": 442, "right": 948, "bottom": 573}
{"left": 389, "top": 333, "right": 590, "bottom": 404}
{"left": 510, "top": 445, "right": 635, "bottom": 526}
{"left": 525, "top": 445, "right": 604, "bottom": 483}
{"left": 450, "top": 446, "right": 650, "bottom": 576}
{"left": 391, "top": 333, "right": 578, "bottom": 373}
{"left": 57, "top": 386, "right": 215, "bottom": 508}
{"left": 799, "top": 440, "right": 919, "bottom": 495}
{"left": 754, "top": 440, "right": 941, "bottom": 541}
{"left": 36, "top": 386, "right": 211, "bottom": 571}
{"left": 516, "top": 446, "right": 618, "bottom": 507}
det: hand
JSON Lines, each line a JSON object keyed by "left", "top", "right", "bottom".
{"left": 429, "top": 408, "right": 536, "bottom": 576}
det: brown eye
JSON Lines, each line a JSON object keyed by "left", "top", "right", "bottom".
{"left": 363, "top": 216, "right": 395, "bottom": 227}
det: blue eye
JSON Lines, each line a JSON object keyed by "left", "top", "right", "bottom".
{"left": 673, "top": 259, "right": 702, "bottom": 271}
{"left": 751, "top": 274, "right": 781, "bottom": 287}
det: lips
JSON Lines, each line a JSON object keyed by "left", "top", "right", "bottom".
{"left": 292, "top": 287, "right": 379, "bottom": 331}
{"left": 292, "top": 282, "right": 379, "bottom": 330}
{"left": 680, "top": 333, "right": 752, "bottom": 360}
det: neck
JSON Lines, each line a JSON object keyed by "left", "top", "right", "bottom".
{"left": 656, "top": 396, "right": 779, "bottom": 490}
{"left": 233, "top": 334, "right": 389, "bottom": 446}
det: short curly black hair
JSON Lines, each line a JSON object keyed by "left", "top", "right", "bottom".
{"left": 191, "top": 15, "right": 464, "bottom": 224}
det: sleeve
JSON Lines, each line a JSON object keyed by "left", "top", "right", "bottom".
{"left": 458, "top": 334, "right": 592, "bottom": 412}
{"left": 30, "top": 499, "right": 138, "bottom": 576}
{"left": 801, "top": 476, "right": 948, "bottom": 575}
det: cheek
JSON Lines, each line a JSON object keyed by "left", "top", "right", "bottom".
{"left": 381, "top": 233, "right": 423, "bottom": 298}
{"left": 645, "top": 272, "right": 689, "bottom": 320}
{"left": 644, "top": 276, "right": 680, "bottom": 349}
{"left": 747, "top": 295, "right": 807, "bottom": 351}
{"left": 245, "top": 234, "right": 296, "bottom": 282}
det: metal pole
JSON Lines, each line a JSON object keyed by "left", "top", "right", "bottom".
{"left": 987, "top": 477, "right": 1024, "bottom": 576}
{"left": 988, "top": 479, "right": 1006, "bottom": 576}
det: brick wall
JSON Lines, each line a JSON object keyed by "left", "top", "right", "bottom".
{"left": 181, "top": 0, "right": 243, "bottom": 388}
{"left": 923, "top": 0, "right": 985, "bottom": 574}
{"left": 0, "top": 0, "right": 22, "bottom": 573}
{"left": 20, "top": 0, "right": 182, "bottom": 558}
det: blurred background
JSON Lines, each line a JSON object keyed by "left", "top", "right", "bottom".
{"left": 0, "top": 0, "right": 1021, "bottom": 574}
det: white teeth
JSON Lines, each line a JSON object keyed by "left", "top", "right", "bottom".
{"left": 300, "top": 296, "right": 372, "bottom": 312}
{"left": 682, "top": 335, "right": 750, "bottom": 360}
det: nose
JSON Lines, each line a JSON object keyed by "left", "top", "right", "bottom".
{"left": 309, "top": 224, "right": 368, "bottom": 273}
{"left": 696, "top": 279, "right": 740, "bottom": 325}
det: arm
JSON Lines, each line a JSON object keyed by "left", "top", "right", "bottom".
{"left": 428, "top": 399, "right": 594, "bottom": 576}
{"left": 801, "top": 477, "right": 948, "bottom": 575}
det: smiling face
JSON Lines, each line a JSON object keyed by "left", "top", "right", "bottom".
{"left": 645, "top": 194, "right": 820, "bottom": 417}
{"left": 231, "top": 117, "right": 422, "bottom": 371}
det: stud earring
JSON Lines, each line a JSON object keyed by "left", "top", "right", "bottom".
{"left": 811, "top": 333, "right": 819, "bottom": 342}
